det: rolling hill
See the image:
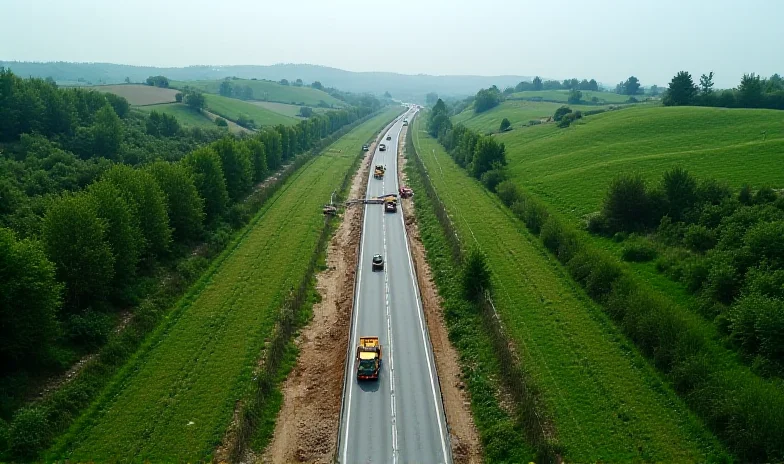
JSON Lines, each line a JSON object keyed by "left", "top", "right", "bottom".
{"left": 0, "top": 61, "right": 535, "bottom": 100}
{"left": 452, "top": 99, "right": 615, "bottom": 133}
{"left": 170, "top": 78, "right": 344, "bottom": 107}
{"left": 494, "top": 105, "right": 784, "bottom": 221}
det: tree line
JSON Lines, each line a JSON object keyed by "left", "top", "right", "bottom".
{"left": 0, "top": 68, "right": 377, "bottom": 432}
{"left": 591, "top": 167, "right": 784, "bottom": 375}
{"left": 428, "top": 99, "right": 507, "bottom": 189}
{"left": 663, "top": 71, "right": 784, "bottom": 109}
{"left": 514, "top": 76, "right": 600, "bottom": 92}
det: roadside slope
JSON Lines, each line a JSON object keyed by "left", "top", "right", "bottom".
{"left": 411, "top": 117, "right": 725, "bottom": 462}
{"left": 49, "top": 108, "right": 399, "bottom": 463}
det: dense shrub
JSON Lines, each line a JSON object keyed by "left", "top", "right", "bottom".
{"left": 462, "top": 248, "right": 491, "bottom": 302}
{"left": 495, "top": 180, "right": 521, "bottom": 207}
{"left": 621, "top": 239, "right": 658, "bottom": 262}
{"left": 8, "top": 407, "right": 49, "bottom": 460}
{"left": 553, "top": 106, "right": 572, "bottom": 122}
{"left": 684, "top": 224, "right": 716, "bottom": 252}
{"left": 522, "top": 198, "right": 549, "bottom": 234}
{"left": 601, "top": 173, "right": 652, "bottom": 232}
{"left": 480, "top": 167, "right": 505, "bottom": 192}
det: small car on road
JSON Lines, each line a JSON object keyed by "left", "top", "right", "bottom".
{"left": 379, "top": 144, "right": 386, "bottom": 151}
{"left": 371, "top": 254, "right": 384, "bottom": 271}
{"left": 362, "top": 144, "right": 369, "bottom": 151}
{"left": 386, "top": 135, "right": 392, "bottom": 140}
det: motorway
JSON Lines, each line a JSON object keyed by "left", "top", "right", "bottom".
{"left": 338, "top": 109, "right": 451, "bottom": 464}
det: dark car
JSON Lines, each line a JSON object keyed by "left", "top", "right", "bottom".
{"left": 362, "top": 144, "right": 369, "bottom": 151}
{"left": 371, "top": 254, "right": 384, "bottom": 271}
{"left": 386, "top": 135, "right": 392, "bottom": 140}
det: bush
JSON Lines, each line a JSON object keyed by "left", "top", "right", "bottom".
{"left": 601, "top": 173, "right": 652, "bottom": 232}
{"left": 621, "top": 239, "right": 658, "bottom": 262}
{"left": 499, "top": 118, "right": 511, "bottom": 132}
{"left": 8, "top": 406, "right": 50, "bottom": 459}
{"left": 522, "top": 198, "right": 549, "bottom": 234}
{"left": 64, "top": 310, "right": 114, "bottom": 349}
{"left": 495, "top": 180, "right": 521, "bottom": 207}
{"left": 553, "top": 106, "right": 572, "bottom": 122}
{"left": 703, "top": 252, "right": 739, "bottom": 304}
{"left": 754, "top": 186, "right": 778, "bottom": 204}
{"left": 215, "top": 117, "right": 228, "bottom": 127}
{"left": 462, "top": 248, "right": 491, "bottom": 302}
{"left": 540, "top": 217, "right": 582, "bottom": 262}
{"left": 728, "top": 293, "right": 784, "bottom": 360}
{"left": 480, "top": 168, "right": 506, "bottom": 192}
{"left": 684, "top": 224, "right": 716, "bottom": 252}
{"left": 567, "top": 250, "right": 622, "bottom": 300}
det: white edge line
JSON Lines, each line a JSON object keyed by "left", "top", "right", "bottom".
{"left": 396, "top": 113, "right": 451, "bottom": 463}
{"left": 341, "top": 116, "right": 400, "bottom": 462}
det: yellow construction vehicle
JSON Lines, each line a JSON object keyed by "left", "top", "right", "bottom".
{"left": 384, "top": 196, "right": 397, "bottom": 213}
{"left": 373, "top": 164, "right": 385, "bottom": 179}
{"left": 356, "top": 337, "right": 382, "bottom": 380}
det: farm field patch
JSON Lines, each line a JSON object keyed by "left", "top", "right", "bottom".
{"left": 250, "top": 100, "right": 329, "bottom": 118}
{"left": 89, "top": 84, "right": 179, "bottom": 106}
{"left": 411, "top": 117, "right": 724, "bottom": 462}
{"left": 204, "top": 94, "right": 298, "bottom": 127}
{"left": 136, "top": 103, "right": 216, "bottom": 128}
{"left": 171, "top": 78, "right": 344, "bottom": 107}
{"left": 49, "top": 109, "right": 399, "bottom": 463}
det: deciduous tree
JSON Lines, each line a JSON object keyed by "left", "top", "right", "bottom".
{"left": 184, "top": 147, "right": 228, "bottom": 224}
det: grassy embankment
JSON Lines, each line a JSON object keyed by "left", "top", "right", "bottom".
{"left": 410, "top": 116, "right": 725, "bottom": 462}
{"left": 48, "top": 109, "right": 400, "bottom": 463}
{"left": 171, "top": 78, "right": 344, "bottom": 107}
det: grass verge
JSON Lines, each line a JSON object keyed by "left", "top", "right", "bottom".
{"left": 42, "top": 109, "right": 400, "bottom": 462}
{"left": 411, "top": 115, "right": 727, "bottom": 462}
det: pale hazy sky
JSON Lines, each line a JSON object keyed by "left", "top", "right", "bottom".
{"left": 1, "top": 0, "right": 781, "bottom": 88}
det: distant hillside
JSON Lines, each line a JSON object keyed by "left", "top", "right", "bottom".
{"left": 0, "top": 61, "right": 533, "bottom": 101}
{"left": 169, "top": 78, "right": 344, "bottom": 107}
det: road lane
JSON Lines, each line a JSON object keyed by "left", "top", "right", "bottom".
{"left": 340, "top": 109, "right": 450, "bottom": 464}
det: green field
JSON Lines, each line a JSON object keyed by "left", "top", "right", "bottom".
{"left": 204, "top": 94, "right": 297, "bottom": 127}
{"left": 453, "top": 99, "right": 611, "bottom": 133}
{"left": 171, "top": 78, "right": 344, "bottom": 107}
{"left": 509, "top": 89, "right": 642, "bottom": 104}
{"left": 89, "top": 84, "right": 179, "bottom": 106}
{"left": 495, "top": 105, "right": 784, "bottom": 222}
{"left": 250, "top": 100, "right": 329, "bottom": 118}
{"left": 136, "top": 103, "right": 216, "bottom": 128}
{"left": 49, "top": 109, "right": 399, "bottom": 462}
{"left": 411, "top": 117, "right": 724, "bottom": 462}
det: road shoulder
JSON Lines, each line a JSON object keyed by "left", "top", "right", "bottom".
{"left": 398, "top": 125, "right": 483, "bottom": 464}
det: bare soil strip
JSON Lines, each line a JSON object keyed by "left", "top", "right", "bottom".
{"left": 261, "top": 139, "right": 377, "bottom": 463}
{"left": 398, "top": 126, "right": 483, "bottom": 464}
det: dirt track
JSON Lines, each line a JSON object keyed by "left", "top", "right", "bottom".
{"left": 261, "top": 140, "right": 377, "bottom": 463}
{"left": 398, "top": 126, "right": 483, "bottom": 464}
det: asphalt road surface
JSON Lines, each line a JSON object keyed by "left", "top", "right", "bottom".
{"left": 338, "top": 109, "right": 451, "bottom": 464}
